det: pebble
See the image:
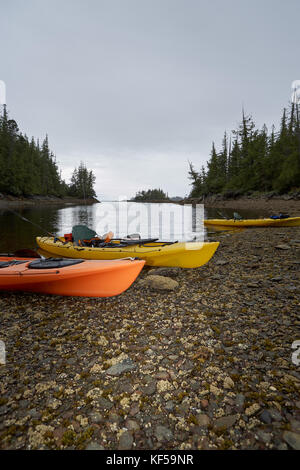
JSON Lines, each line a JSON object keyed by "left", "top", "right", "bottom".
{"left": 85, "top": 441, "right": 105, "bottom": 450}
{"left": 260, "top": 410, "right": 272, "bottom": 424}
{"left": 118, "top": 431, "right": 133, "bottom": 450}
{"left": 213, "top": 415, "right": 238, "bottom": 430}
{"left": 282, "top": 431, "right": 300, "bottom": 450}
{"left": 141, "top": 275, "right": 179, "bottom": 291}
{"left": 105, "top": 358, "right": 136, "bottom": 376}
{"left": 154, "top": 425, "right": 173, "bottom": 442}
{"left": 235, "top": 394, "right": 245, "bottom": 410}
{"left": 255, "top": 430, "right": 272, "bottom": 444}
{"left": 142, "top": 381, "right": 157, "bottom": 396}
{"left": 197, "top": 414, "right": 210, "bottom": 427}
{"left": 165, "top": 401, "right": 175, "bottom": 411}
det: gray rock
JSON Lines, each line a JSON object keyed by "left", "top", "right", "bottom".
{"left": 283, "top": 431, "right": 300, "bottom": 450}
{"left": 105, "top": 358, "right": 136, "bottom": 376}
{"left": 289, "top": 419, "right": 300, "bottom": 433}
{"left": 235, "top": 394, "right": 245, "bottom": 410}
{"left": 118, "top": 431, "right": 133, "bottom": 450}
{"left": 125, "top": 419, "right": 140, "bottom": 431}
{"left": 0, "top": 406, "right": 9, "bottom": 416}
{"left": 142, "top": 381, "right": 157, "bottom": 396}
{"left": 142, "top": 275, "right": 179, "bottom": 291}
{"left": 255, "top": 430, "right": 272, "bottom": 444}
{"left": 28, "top": 408, "right": 41, "bottom": 419}
{"left": 260, "top": 410, "right": 272, "bottom": 424}
{"left": 85, "top": 441, "right": 105, "bottom": 450}
{"left": 154, "top": 425, "right": 174, "bottom": 442}
{"left": 181, "top": 359, "right": 194, "bottom": 371}
{"left": 268, "top": 408, "right": 283, "bottom": 422}
{"left": 213, "top": 414, "right": 238, "bottom": 430}
{"left": 97, "top": 397, "right": 113, "bottom": 410}
{"left": 161, "top": 328, "right": 175, "bottom": 337}
{"left": 276, "top": 442, "right": 288, "bottom": 450}
{"left": 197, "top": 414, "right": 210, "bottom": 427}
{"left": 89, "top": 411, "right": 103, "bottom": 424}
{"left": 108, "top": 413, "right": 121, "bottom": 424}
{"left": 165, "top": 401, "right": 175, "bottom": 411}
{"left": 275, "top": 244, "right": 291, "bottom": 250}
{"left": 215, "top": 260, "right": 229, "bottom": 266}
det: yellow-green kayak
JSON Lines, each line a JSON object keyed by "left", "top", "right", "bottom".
{"left": 204, "top": 217, "right": 300, "bottom": 227}
{"left": 36, "top": 236, "right": 219, "bottom": 269}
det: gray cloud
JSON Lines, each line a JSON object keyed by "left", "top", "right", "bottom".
{"left": 1, "top": 0, "right": 299, "bottom": 199}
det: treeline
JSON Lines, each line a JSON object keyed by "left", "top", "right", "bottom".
{"left": 133, "top": 188, "right": 169, "bottom": 201}
{"left": 0, "top": 105, "right": 96, "bottom": 198}
{"left": 189, "top": 102, "right": 300, "bottom": 197}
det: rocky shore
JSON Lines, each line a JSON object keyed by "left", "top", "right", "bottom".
{"left": 0, "top": 194, "right": 99, "bottom": 207}
{"left": 0, "top": 226, "right": 299, "bottom": 450}
{"left": 182, "top": 193, "right": 300, "bottom": 215}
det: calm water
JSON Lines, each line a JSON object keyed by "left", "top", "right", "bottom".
{"left": 0, "top": 202, "right": 269, "bottom": 253}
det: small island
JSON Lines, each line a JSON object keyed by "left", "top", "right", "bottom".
{"left": 130, "top": 188, "right": 183, "bottom": 203}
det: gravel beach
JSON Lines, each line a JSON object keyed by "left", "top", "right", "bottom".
{"left": 0, "top": 226, "right": 299, "bottom": 450}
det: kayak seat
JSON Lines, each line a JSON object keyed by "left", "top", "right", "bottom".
{"left": 72, "top": 225, "right": 97, "bottom": 244}
{"left": 28, "top": 258, "right": 84, "bottom": 269}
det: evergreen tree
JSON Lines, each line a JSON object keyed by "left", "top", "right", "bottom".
{"left": 68, "top": 162, "right": 96, "bottom": 199}
{"left": 188, "top": 103, "right": 300, "bottom": 197}
{"left": 0, "top": 107, "right": 96, "bottom": 198}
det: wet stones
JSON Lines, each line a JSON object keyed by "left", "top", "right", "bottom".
{"left": 282, "top": 431, "right": 300, "bottom": 450}
{"left": 105, "top": 358, "right": 136, "bottom": 376}
{"left": 154, "top": 425, "right": 173, "bottom": 443}
{"left": 118, "top": 431, "right": 133, "bottom": 450}
{"left": 213, "top": 414, "right": 238, "bottom": 430}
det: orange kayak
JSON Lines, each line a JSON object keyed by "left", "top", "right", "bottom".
{"left": 0, "top": 257, "right": 145, "bottom": 297}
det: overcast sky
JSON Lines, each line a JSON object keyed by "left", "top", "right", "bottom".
{"left": 1, "top": 0, "right": 299, "bottom": 200}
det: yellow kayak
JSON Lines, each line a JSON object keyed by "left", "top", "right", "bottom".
{"left": 204, "top": 217, "right": 300, "bottom": 227}
{"left": 36, "top": 236, "right": 219, "bottom": 269}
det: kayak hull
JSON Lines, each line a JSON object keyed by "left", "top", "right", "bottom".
{"left": 36, "top": 237, "right": 220, "bottom": 269}
{"left": 204, "top": 217, "right": 300, "bottom": 227}
{"left": 0, "top": 257, "right": 145, "bottom": 297}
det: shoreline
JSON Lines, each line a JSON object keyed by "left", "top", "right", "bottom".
{"left": 181, "top": 196, "right": 300, "bottom": 215}
{"left": 128, "top": 196, "right": 300, "bottom": 216}
{"left": 0, "top": 226, "right": 299, "bottom": 450}
{"left": 0, "top": 195, "right": 100, "bottom": 208}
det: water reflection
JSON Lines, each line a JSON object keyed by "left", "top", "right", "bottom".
{"left": 0, "top": 202, "right": 269, "bottom": 253}
{"left": 0, "top": 206, "right": 61, "bottom": 253}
